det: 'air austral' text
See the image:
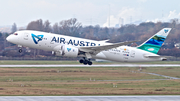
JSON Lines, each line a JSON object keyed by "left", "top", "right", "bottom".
{"left": 51, "top": 37, "right": 96, "bottom": 46}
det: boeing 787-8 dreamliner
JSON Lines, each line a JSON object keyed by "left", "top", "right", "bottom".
{"left": 6, "top": 28, "right": 171, "bottom": 65}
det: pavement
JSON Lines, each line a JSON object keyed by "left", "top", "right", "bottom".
{"left": 0, "top": 64, "right": 180, "bottom": 67}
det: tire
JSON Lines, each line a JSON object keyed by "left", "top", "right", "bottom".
{"left": 79, "top": 59, "right": 84, "bottom": 63}
{"left": 83, "top": 60, "right": 88, "bottom": 65}
{"left": 19, "top": 49, "right": 22, "bottom": 53}
{"left": 88, "top": 61, "right": 92, "bottom": 65}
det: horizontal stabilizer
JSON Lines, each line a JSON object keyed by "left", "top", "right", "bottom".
{"left": 143, "top": 55, "right": 172, "bottom": 61}
{"left": 144, "top": 55, "right": 161, "bottom": 58}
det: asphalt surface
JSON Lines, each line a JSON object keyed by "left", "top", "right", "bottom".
{"left": 0, "top": 96, "right": 180, "bottom": 101}
{"left": 0, "top": 64, "right": 180, "bottom": 67}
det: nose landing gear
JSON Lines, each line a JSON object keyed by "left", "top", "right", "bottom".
{"left": 79, "top": 57, "right": 93, "bottom": 65}
{"left": 18, "top": 45, "right": 23, "bottom": 53}
{"left": 18, "top": 48, "right": 22, "bottom": 53}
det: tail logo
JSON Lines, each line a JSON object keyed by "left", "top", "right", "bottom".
{"left": 164, "top": 29, "right": 169, "bottom": 33}
{"left": 31, "top": 34, "right": 44, "bottom": 44}
{"left": 138, "top": 28, "right": 171, "bottom": 54}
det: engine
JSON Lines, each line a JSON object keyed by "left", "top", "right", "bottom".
{"left": 52, "top": 45, "right": 79, "bottom": 57}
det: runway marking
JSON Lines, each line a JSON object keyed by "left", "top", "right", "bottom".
{"left": 140, "top": 72, "right": 180, "bottom": 80}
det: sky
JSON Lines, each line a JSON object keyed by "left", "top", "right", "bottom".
{"left": 1, "top": 0, "right": 180, "bottom": 27}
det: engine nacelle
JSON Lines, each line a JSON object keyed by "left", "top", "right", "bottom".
{"left": 52, "top": 45, "right": 79, "bottom": 57}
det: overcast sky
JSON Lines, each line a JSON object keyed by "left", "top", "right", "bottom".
{"left": 1, "top": 0, "right": 180, "bottom": 27}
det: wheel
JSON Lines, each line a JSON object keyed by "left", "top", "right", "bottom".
{"left": 88, "top": 61, "right": 92, "bottom": 65}
{"left": 83, "top": 60, "right": 88, "bottom": 65}
{"left": 79, "top": 59, "right": 84, "bottom": 63}
{"left": 19, "top": 49, "right": 22, "bottom": 53}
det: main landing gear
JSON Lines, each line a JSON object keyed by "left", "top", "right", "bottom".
{"left": 79, "top": 57, "right": 92, "bottom": 65}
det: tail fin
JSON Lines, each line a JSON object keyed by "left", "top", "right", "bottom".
{"left": 137, "top": 28, "right": 171, "bottom": 54}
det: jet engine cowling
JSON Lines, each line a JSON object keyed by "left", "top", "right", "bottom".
{"left": 52, "top": 45, "right": 79, "bottom": 57}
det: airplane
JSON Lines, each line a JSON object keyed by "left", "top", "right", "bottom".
{"left": 6, "top": 28, "right": 171, "bottom": 65}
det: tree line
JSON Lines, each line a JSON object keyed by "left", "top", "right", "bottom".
{"left": 26, "top": 18, "right": 180, "bottom": 47}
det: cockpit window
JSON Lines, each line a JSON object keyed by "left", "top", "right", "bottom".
{"left": 14, "top": 33, "right": 18, "bottom": 35}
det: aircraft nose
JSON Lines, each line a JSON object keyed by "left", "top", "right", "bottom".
{"left": 6, "top": 34, "right": 18, "bottom": 44}
{"left": 6, "top": 35, "right": 12, "bottom": 42}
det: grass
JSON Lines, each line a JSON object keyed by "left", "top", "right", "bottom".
{"left": 0, "top": 66, "right": 180, "bottom": 95}
{"left": 141, "top": 67, "right": 180, "bottom": 78}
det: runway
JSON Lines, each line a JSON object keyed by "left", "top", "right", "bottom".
{"left": 0, "top": 96, "right": 180, "bottom": 101}
{"left": 0, "top": 64, "right": 180, "bottom": 67}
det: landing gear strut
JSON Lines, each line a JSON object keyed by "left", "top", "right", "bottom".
{"left": 79, "top": 57, "right": 92, "bottom": 65}
{"left": 18, "top": 45, "right": 23, "bottom": 53}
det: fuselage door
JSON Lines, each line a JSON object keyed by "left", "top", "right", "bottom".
{"left": 24, "top": 33, "right": 29, "bottom": 40}
{"left": 50, "top": 37, "right": 55, "bottom": 44}
{"left": 130, "top": 50, "right": 135, "bottom": 58}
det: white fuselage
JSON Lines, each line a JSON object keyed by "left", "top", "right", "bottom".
{"left": 6, "top": 30, "right": 162, "bottom": 62}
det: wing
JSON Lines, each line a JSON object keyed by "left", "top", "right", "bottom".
{"left": 79, "top": 40, "right": 138, "bottom": 53}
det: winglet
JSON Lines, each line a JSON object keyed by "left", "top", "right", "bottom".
{"left": 137, "top": 28, "right": 172, "bottom": 54}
